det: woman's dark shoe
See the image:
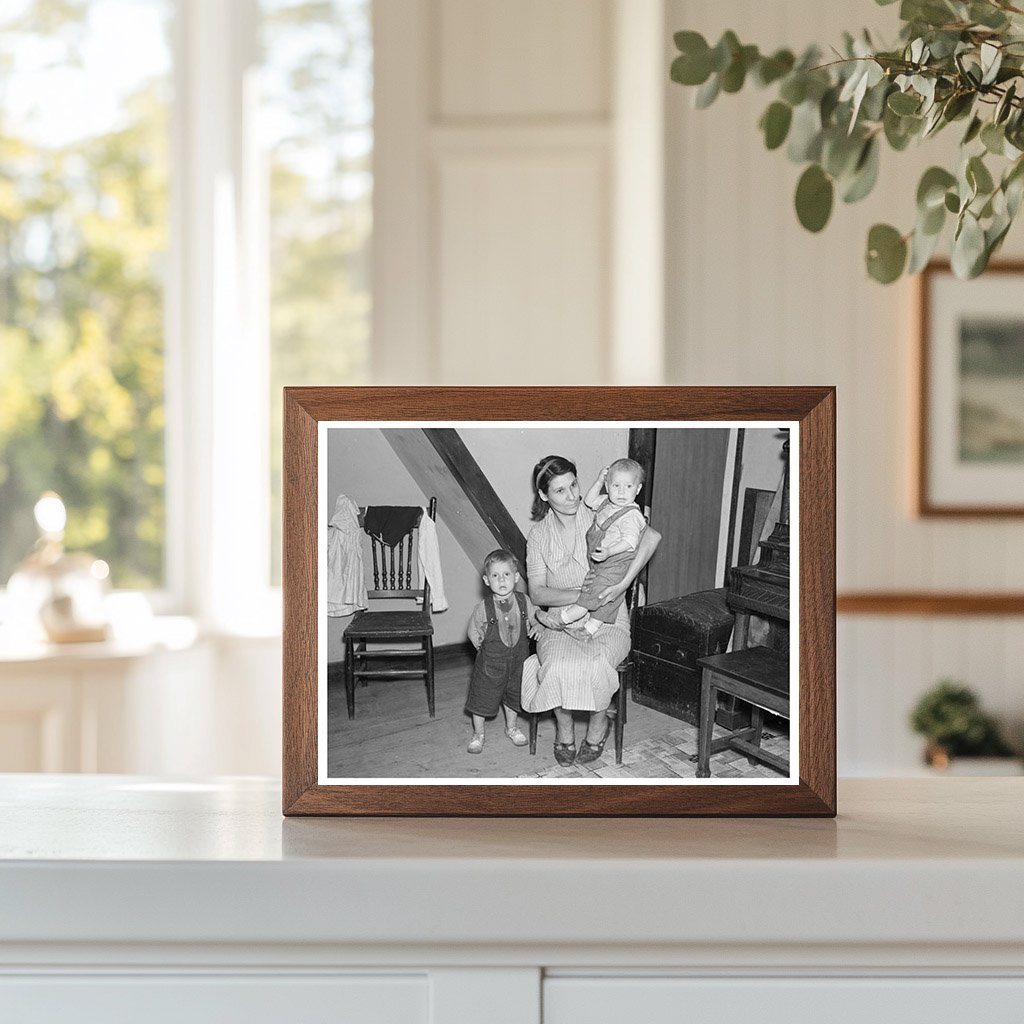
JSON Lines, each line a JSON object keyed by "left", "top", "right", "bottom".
{"left": 553, "top": 741, "right": 577, "bottom": 766}
{"left": 576, "top": 725, "right": 611, "bottom": 764}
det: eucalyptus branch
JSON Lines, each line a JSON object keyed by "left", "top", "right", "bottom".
{"left": 670, "top": 3, "right": 1024, "bottom": 283}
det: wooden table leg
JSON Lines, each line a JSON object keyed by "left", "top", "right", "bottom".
{"left": 697, "top": 669, "right": 716, "bottom": 778}
{"left": 748, "top": 705, "right": 764, "bottom": 764}
{"left": 344, "top": 638, "right": 356, "bottom": 719}
{"left": 426, "top": 637, "right": 435, "bottom": 718}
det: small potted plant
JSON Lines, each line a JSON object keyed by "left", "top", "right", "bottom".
{"left": 910, "top": 680, "right": 1017, "bottom": 772}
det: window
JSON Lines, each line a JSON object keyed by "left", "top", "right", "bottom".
{"left": 0, "top": 0, "right": 373, "bottom": 618}
{"left": 0, "top": 0, "right": 172, "bottom": 589}
{"left": 261, "top": 0, "right": 373, "bottom": 582}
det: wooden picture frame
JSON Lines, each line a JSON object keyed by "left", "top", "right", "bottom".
{"left": 283, "top": 387, "right": 836, "bottom": 816}
{"left": 917, "top": 261, "right": 1024, "bottom": 517}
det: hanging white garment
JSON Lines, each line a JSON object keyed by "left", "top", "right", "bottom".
{"left": 416, "top": 510, "right": 448, "bottom": 612}
{"left": 327, "top": 493, "right": 367, "bottom": 617}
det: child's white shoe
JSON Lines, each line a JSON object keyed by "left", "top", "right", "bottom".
{"left": 504, "top": 725, "right": 528, "bottom": 747}
{"left": 560, "top": 604, "right": 589, "bottom": 626}
{"left": 564, "top": 623, "right": 593, "bottom": 642}
{"left": 467, "top": 733, "right": 485, "bottom": 754}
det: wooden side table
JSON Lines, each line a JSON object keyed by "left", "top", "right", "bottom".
{"left": 696, "top": 646, "right": 789, "bottom": 778}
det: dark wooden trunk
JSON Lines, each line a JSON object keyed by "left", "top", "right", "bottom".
{"left": 630, "top": 589, "right": 735, "bottom": 727}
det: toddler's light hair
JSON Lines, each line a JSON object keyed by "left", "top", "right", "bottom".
{"left": 607, "top": 457, "right": 644, "bottom": 485}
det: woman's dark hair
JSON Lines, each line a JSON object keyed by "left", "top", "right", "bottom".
{"left": 530, "top": 455, "right": 578, "bottom": 520}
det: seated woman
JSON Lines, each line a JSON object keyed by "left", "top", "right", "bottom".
{"left": 521, "top": 454, "right": 661, "bottom": 766}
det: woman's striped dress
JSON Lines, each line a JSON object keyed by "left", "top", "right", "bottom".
{"left": 520, "top": 505, "right": 630, "bottom": 713}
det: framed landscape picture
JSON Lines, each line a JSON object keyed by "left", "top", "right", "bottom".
{"left": 917, "top": 262, "right": 1024, "bottom": 516}
{"left": 282, "top": 387, "right": 836, "bottom": 816}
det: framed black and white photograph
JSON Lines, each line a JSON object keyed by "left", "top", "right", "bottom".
{"left": 917, "top": 261, "right": 1024, "bottom": 517}
{"left": 283, "top": 387, "right": 835, "bottom": 816}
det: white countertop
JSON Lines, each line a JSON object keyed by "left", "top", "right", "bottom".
{"left": 1, "top": 775, "right": 1022, "bottom": 954}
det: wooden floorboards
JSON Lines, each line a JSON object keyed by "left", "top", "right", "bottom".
{"left": 326, "top": 647, "right": 790, "bottom": 781}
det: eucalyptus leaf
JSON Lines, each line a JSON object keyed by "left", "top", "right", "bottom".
{"left": 922, "top": 102, "right": 946, "bottom": 137}
{"left": 779, "top": 73, "right": 807, "bottom": 106}
{"left": 981, "top": 122, "right": 1005, "bottom": 155}
{"left": 913, "top": 75, "right": 936, "bottom": 111}
{"left": 1006, "top": 172, "right": 1024, "bottom": 218}
{"left": 795, "top": 164, "right": 834, "bottom": 232}
{"left": 671, "top": 39, "right": 712, "bottom": 87}
{"left": 962, "top": 115, "right": 983, "bottom": 145}
{"left": 760, "top": 102, "right": 793, "bottom": 150}
{"left": 951, "top": 211, "right": 986, "bottom": 278}
{"left": 787, "top": 100, "right": 824, "bottom": 162}
{"left": 820, "top": 85, "right": 841, "bottom": 126}
{"left": 986, "top": 211, "right": 1013, "bottom": 260}
{"left": 866, "top": 223, "right": 907, "bottom": 283}
{"left": 888, "top": 90, "right": 921, "bottom": 115}
{"left": 921, "top": 200, "right": 946, "bottom": 235}
{"left": 754, "top": 49, "right": 795, "bottom": 87}
{"left": 970, "top": 2, "right": 1009, "bottom": 30}
{"left": 904, "top": 0, "right": 958, "bottom": 29}
{"left": 980, "top": 42, "right": 1002, "bottom": 86}
{"left": 710, "top": 31, "right": 740, "bottom": 74}
{"left": 694, "top": 73, "right": 721, "bottom": 109}
{"left": 944, "top": 190, "right": 960, "bottom": 213}
{"left": 917, "top": 166, "right": 957, "bottom": 209}
{"left": 942, "top": 91, "right": 974, "bottom": 122}
{"left": 908, "top": 221, "right": 942, "bottom": 273}
{"left": 721, "top": 45, "right": 759, "bottom": 93}
{"left": 927, "top": 30, "right": 962, "bottom": 60}
{"left": 842, "top": 137, "right": 881, "bottom": 203}
{"left": 995, "top": 82, "right": 1017, "bottom": 124}
{"left": 822, "top": 128, "right": 863, "bottom": 178}
{"left": 860, "top": 79, "right": 892, "bottom": 122}
{"left": 967, "top": 154, "right": 994, "bottom": 195}
{"left": 884, "top": 106, "right": 921, "bottom": 150}
{"left": 1003, "top": 157, "right": 1024, "bottom": 216}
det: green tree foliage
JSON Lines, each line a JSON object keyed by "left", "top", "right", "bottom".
{"left": 671, "top": 0, "right": 1024, "bottom": 283}
{"left": 0, "top": 2, "right": 169, "bottom": 587}
{"left": 264, "top": 0, "right": 372, "bottom": 581}
{"left": 0, "top": 0, "right": 373, "bottom": 591}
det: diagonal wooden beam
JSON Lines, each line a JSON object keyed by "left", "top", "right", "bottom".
{"left": 383, "top": 429, "right": 527, "bottom": 574}
{"left": 422, "top": 428, "right": 527, "bottom": 570}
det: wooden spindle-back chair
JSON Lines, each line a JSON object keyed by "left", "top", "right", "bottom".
{"left": 342, "top": 498, "right": 437, "bottom": 718}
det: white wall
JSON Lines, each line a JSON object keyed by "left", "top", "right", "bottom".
{"left": 325, "top": 428, "right": 480, "bottom": 652}
{"left": 665, "top": 0, "right": 1024, "bottom": 772}
{"left": 373, "top": 0, "right": 664, "bottom": 385}
{"left": 460, "top": 427, "right": 629, "bottom": 539}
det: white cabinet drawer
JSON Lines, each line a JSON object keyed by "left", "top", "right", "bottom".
{"left": 544, "top": 977, "right": 1024, "bottom": 1023}
{"left": 0, "top": 974, "right": 428, "bottom": 1024}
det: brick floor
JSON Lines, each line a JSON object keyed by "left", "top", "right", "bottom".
{"left": 519, "top": 722, "right": 789, "bottom": 780}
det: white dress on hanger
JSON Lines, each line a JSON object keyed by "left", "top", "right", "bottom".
{"left": 326, "top": 494, "right": 367, "bottom": 617}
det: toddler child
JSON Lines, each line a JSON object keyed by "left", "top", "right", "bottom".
{"left": 560, "top": 458, "right": 647, "bottom": 638}
{"left": 465, "top": 549, "right": 538, "bottom": 753}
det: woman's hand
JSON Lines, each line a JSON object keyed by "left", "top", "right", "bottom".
{"left": 594, "top": 580, "right": 628, "bottom": 607}
{"left": 534, "top": 608, "right": 565, "bottom": 631}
